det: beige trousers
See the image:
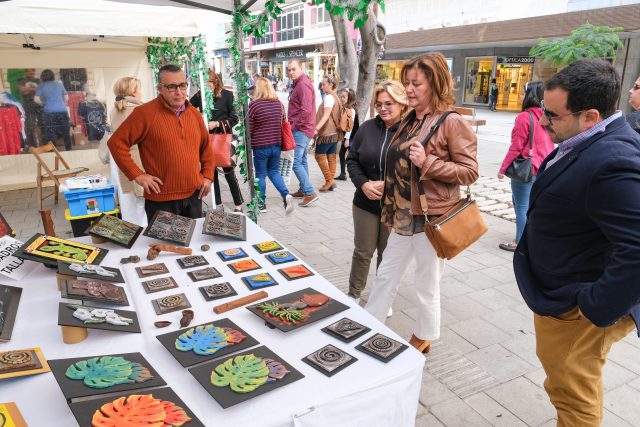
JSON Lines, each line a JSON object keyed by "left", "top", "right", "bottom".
{"left": 535, "top": 308, "right": 636, "bottom": 426}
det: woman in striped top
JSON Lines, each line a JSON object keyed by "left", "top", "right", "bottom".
{"left": 248, "top": 78, "right": 294, "bottom": 214}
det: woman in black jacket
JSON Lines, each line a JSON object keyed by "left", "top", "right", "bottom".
{"left": 346, "top": 80, "right": 409, "bottom": 301}
{"left": 197, "top": 72, "right": 244, "bottom": 212}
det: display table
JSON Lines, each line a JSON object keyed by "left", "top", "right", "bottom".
{"left": 0, "top": 218, "right": 424, "bottom": 426}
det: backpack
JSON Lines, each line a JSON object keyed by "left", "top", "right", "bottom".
{"left": 330, "top": 94, "right": 354, "bottom": 136}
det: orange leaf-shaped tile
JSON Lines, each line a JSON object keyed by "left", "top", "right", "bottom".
{"left": 162, "top": 400, "right": 192, "bottom": 426}
{"left": 92, "top": 394, "right": 166, "bottom": 427}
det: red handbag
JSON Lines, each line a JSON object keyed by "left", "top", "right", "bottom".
{"left": 210, "top": 121, "right": 232, "bottom": 168}
{"left": 281, "top": 102, "right": 296, "bottom": 151}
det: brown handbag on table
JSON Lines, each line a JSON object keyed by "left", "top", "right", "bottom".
{"left": 415, "top": 111, "right": 488, "bottom": 260}
{"left": 210, "top": 121, "right": 232, "bottom": 168}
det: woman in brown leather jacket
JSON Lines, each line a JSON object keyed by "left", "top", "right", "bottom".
{"left": 364, "top": 52, "right": 479, "bottom": 354}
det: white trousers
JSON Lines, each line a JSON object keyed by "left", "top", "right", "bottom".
{"left": 364, "top": 231, "right": 445, "bottom": 341}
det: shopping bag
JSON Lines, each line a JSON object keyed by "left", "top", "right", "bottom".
{"left": 279, "top": 149, "right": 294, "bottom": 185}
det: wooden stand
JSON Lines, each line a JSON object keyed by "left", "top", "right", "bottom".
{"left": 61, "top": 325, "right": 88, "bottom": 344}
{"left": 56, "top": 273, "right": 76, "bottom": 291}
{"left": 91, "top": 235, "right": 107, "bottom": 244}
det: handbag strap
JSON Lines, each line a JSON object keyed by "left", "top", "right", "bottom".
{"left": 280, "top": 101, "right": 288, "bottom": 122}
{"left": 526, "top": 111, "right": 534, "bottom": 156}
{"left": 414, "top": 111, "right": 469, "bottom": 217}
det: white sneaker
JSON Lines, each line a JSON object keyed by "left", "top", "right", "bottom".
{"left": 387, "top": 307, "right": 393, "bottom": 317}
{"left": 284, "top": 194, "right": 295, "bottom": 215}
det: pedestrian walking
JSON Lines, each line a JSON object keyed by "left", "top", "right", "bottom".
{"left": 497, "top": 81, "right": 554, "bottom": 251}
{"left": 314, "top": 74, "right": 343, "bottom": 192}
{"left": 335, "top": 88, "right": 359, "bottom": 181}
{"left": 489, "top": 78, "right": 498, "bottom": 111}
{"left": 286, "top": 59, "right": 318, "bottom": 207}
{"left": 513, "top": 59, "right": 640, "bottom": 426}
{"left": 248, "top": 77, "right": 295, "bottom": 214}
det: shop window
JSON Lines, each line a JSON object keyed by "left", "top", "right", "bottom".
{"left": 463, "top": 57, "right": 494, "bottom": 105}
{"left": 495, "top": 63, "right": 533, "bottom": 111}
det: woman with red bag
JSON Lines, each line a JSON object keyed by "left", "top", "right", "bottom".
{"left": 248, "top": 78, "right": 295, "bottom": 214}
{"left": 203, "top": 72, "right": 244, "bottom": 212}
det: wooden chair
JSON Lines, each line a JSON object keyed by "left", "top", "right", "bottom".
{"left": 453, "top": 106, "right": 487, "bottom": 133}
{"left": 30, "top": 142, "right": 89, "bottom": 210}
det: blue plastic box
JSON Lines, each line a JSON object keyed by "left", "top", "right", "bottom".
{"left": 64, "top": 185, "right": 116, "bottom": 217}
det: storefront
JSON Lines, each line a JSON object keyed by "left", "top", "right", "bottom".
{"left": 377, "top": 58, "right": 453, "bottom": 84}
{"left": 495, "top": 56, "right": 535, "bottom": 111}
{"left": 268, "top": 46, "right": 316, "bottom": 84}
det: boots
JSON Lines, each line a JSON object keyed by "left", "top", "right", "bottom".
{"left": 315, "top": 153, "right": 335, "bottom": 192}
{"left": 327, "top": 153, "right": 339, "bottom": 184}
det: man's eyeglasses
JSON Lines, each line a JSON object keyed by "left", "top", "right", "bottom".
{"left": 540, "top": 100, "right": 585, "bottom": 122}
{"left": 160, "top": 82, "right": 188, "bottom": 92}
{"left": 375, "top": 101, "right": 397, "bottom": 110}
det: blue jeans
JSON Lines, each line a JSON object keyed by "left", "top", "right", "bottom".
{"left": 292, "top": 130, "right": 314, "bottom": 195}
{"left": 253, "top": 145, "right": 289, "bottom": 203}
{"left": 314, "top": 141, "right": 338, "bottom": 154}
{"left": 511, "top": 176, "right": 535, "bottom": 243}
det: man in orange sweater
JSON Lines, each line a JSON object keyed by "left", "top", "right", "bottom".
{"left": 108, "top": 64, "right": 214, "bottom": 220}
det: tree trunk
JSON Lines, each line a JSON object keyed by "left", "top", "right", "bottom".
{"left": 330, "top": 13, "right": 358, "bottom": 91}
{"left": 356, "top": 4, "right": 386, "bottom": 121}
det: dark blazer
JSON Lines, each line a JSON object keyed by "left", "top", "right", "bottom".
{"left": 514, "top": 116, "right": 640, "bottom": 330}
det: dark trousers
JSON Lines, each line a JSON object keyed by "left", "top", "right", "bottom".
{"left": 144, "top": 191, "right": 202, "bottom": 221}
{"left": 337, "top": 141, "right": 348, "bottom": 176}
{"left": 43, "top": 111, "right": 72, "bottom": 151}
{"left": 213, "top": 167, "right": 244, "bottom": 206}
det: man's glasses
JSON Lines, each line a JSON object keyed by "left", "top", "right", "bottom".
{"left": 375, "top": 101, "right": 397, "bottom": 110}
{"left": 160, "top": 82, "right": 188, "bottom": 92}
{"left": 540, "top": 100, "right": 585, "bottom": 122}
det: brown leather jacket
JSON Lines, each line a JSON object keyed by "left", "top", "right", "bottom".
{"left": 398, "top": 109, "right": 479, "bottom": 216}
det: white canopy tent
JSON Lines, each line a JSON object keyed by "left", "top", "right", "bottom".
{"left": 0, "top": 0, "right": 230, "bottom": 190}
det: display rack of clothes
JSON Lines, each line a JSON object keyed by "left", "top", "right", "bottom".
{"left": 0, "top": 97, "right": 24, "bottom": 155}
{"left": 77, "top": 98, "right": 106, "bottom": 141}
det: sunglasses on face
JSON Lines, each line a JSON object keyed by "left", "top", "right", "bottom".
{"left": 540, "top": 100, "right": 585, "bottom": 123}
{"left": 160, "top": 82, "right": 188, "bottom": 92}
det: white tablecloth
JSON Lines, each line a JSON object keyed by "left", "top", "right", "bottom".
{"left": 0, "top": 218, "right": 424, "bottom": 427}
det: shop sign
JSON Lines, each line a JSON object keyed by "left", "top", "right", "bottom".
{"left": 497, "top": 56, "right": 535, "bottom": 64}
{"left": 269, "top": 47, "right": 314, "bottom": 61}
{"left": 214, "top": 49, "right": 229, "bottom": 57}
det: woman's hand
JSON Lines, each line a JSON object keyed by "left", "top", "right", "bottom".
{"left": 362, "top": 180, "right": 383, "bottom": 200}
{"left": 208, "top": 121, "right": 218, "bottom": 130}
{"left": 497, "top": 173, "right": 505, "bottom": 180}
{"left": 344, "top": 138, "right": 350, "bottom": 148}
{"left": 409, "top": 141, "right": 427, "bottom": 168}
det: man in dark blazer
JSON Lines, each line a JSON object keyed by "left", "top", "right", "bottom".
{"left": 514, "top": 60, "right": 640, "bottom": 426}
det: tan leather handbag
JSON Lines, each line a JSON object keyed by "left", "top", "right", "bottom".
{"left": 416, "top": 112, "right": 488, "bottom": 260}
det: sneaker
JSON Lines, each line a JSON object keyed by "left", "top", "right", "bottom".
{"left": 233, "top": 207, "right": 243, "bottom": 214}
{"left": 284, "top": 194, "right": 295, "bottom": 215}
{"left": 258, "top": 204, "right": 267, "bottom": 213}
{"left": 291, "top": 191, "right": 305, "bottom": 198}
{"left": 387, "top": 307, "right": 393, "bottom": 318}
{"left": 299, "top": 193, "right": 319, "bottom": 207}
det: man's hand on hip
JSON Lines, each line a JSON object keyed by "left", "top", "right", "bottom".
{"left": 199, "top": 178, "right": 212, "bottom": 199}
{"left": 134, "top": 174, "right": 163, "bottom": 194}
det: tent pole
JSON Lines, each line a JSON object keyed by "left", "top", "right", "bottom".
{"left": 236, "top": 0, "right": 257, "bottom": 210}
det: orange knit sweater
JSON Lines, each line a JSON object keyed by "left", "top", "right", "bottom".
{"left": 108, "top": 96, "right": 214, "bottom": 202}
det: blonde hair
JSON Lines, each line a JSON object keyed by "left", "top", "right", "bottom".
{"left": 322, "top": 74, "right": 339, "bottom": 91}
{"left": 113, "top": 77, "right": 141, "bottom": 112}
{"left": 401, "top": 52, "right": 455, "bottom": 113}
{"left": 253, "top": 77, "right": 278, "bottom": 101}
{"left": 374, "top": 80, "right": 410, "bottom": 116}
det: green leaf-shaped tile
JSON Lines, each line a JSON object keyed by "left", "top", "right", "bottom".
{"left": 65, "top": 356, "right": 152, "bottom": 389}
{"left": 210, "top": 354, "right": 270, "bottom": 393}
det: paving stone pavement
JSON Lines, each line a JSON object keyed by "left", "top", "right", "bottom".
{"left": 3, "top": 109, "right": 640, "bottom": 426}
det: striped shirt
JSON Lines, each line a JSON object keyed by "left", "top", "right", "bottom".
{"left": 249, "top": 99, "right": 283, "bottom": 148}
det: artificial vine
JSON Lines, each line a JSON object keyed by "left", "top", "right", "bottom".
{"left": 226, "top": 0, "right": 385, "bottom": 221}
{"left": 145, "top": 36, "right": 214, "bottom": 121}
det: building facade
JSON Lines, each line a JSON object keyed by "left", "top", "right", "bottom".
{"left": 383, "top": 2, "right": 640, "bottom": 111}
